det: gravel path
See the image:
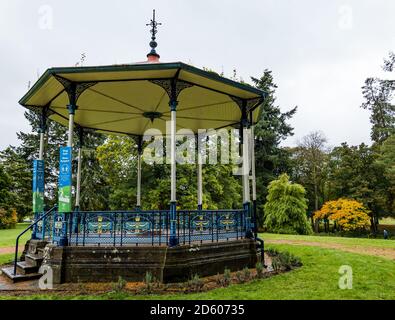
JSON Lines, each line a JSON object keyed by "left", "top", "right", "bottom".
{"left": 0, "top": 247, "right": 23, "bottom": 255}
{"left": 265, "top": 239, "right": 395, "bottom": 260}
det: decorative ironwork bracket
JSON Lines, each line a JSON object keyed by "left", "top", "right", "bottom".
{"left": 149, "top": 79, "right": 194, "bottom": 101}
{"left": 231, "top": 96, "right": 263, "bottom": 114}
{"left": 38, "top": 105, "right": 51, "bottom": 133}
{"left": 54, "top": 75, "right": 97, "bottom": 105}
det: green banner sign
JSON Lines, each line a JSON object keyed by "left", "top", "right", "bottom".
{"left": 58, "top": 147, "right": 72, "bottom": 212}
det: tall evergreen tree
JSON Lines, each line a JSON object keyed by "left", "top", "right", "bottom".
{"left": 0, "top": 164, "right": 13, "bottom": 209}
{"left": 251, "top": 70, "right": 297, "bottom": 227}
{"left": 0, "top": 147, "right": 31, "bottom": 220}
{"left": 376, "top": 134, "right": 395, "bottom": 218}
{"left": 361, "top": 52, "right": 395, "bottom": 144}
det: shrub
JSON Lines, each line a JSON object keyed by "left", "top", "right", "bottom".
{"left": 266, "top": 248, "right": 279, "bottom": 256}
{"left": 256, "top": 262, "right": 264, "bottom": 278}
{"left": 235, "top": 270, "right": 244, "bottom": 283}
{"left": 112, "top": 276, "right": 127, "bottom": 293}
{"left": 215, "top": 273, "right": 222, "bottom": 286}
{"left": 187, "top": 274, "right": 204, "bottom": 292}
{"left": 314, "top": 199, "right": 371, "bottom": 232}
{"left": 144, "top": 271, "right": 154, "bottom": 292}
{"left": 263, "top": 174, "right": 312, "bottom": 235}
{"left": 267, "top": 248, "right": 302, "bottom": 272}
{"left": 223, "top": 268, "right": 232, "bottom": 287}
{"left": 0, "top": 208, "right": 18, "bottom": 229}
{"left": 242, "top": 267, "right": 251, "bottom": 281}
{"left": 271, "top": 256, "right": 282, "bottom": 272}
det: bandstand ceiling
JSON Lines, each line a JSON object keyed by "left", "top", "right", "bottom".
{"left": 19, "top": 62, "right": 265, "bottom": 136}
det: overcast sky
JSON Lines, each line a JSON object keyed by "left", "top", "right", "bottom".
{"left": 0, "top": 0, "right": 394, "bottom": 150}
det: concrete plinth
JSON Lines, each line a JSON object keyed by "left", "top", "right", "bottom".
{"left": 41, "top": 239, "right": 259, "bottom": 284}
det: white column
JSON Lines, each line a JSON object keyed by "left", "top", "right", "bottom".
{"left": 250, "top": 124, "right": 256, "bottom": 202}
{"left": 242, "top": 127, "right": 250, "bottom": 203}
{"left": 170, "top": 108, "right": 176, "bottom": 202}
{"left": 137, "top": 152, "right": 142, "bottom": 207}
{"left": 38, "top": 132, "right": 45, "bottom": 160}
{"left": 197, "top": 146, "right": 203, "bottom": 209}
{"left": 68, "top": 114, "right": 74, "bottom": 147}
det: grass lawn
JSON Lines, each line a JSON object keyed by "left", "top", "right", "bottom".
{"left": 0, "top": 253, "right": 14, "bottom": 265}
{"left": 261, "top": 232, "right": 395, "bottom": 249}
{"left": 1, "top": 241, "right": 394, "bottom": 300}
{"left": 380, "top": 217, "right": 395, "bottom": 225}
{"left": 0, "top": 223, "right": 31, "bottom": 248}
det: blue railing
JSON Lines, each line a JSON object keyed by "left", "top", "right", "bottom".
{"left": 33, "top": 208, "right": 250, "bottom": 246}
{"left": 14, "top": 205, "right": 58, "bottom": 275}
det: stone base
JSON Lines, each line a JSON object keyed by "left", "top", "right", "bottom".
{"left": 41, "top": 239, "right": 259, "bottom": 284}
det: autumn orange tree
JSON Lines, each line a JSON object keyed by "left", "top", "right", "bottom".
{"left": 314, "top": 198, "right": 371, "bottom": 232}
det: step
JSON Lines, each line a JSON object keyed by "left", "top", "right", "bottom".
{"left": 25, "top": 253, "right": 44, "bottom": 267}
{"left": 16, "top": 261, "right": 39, "bottom": 275}
{"left": 1, "top": 266, "right": 42, "bottom": 283}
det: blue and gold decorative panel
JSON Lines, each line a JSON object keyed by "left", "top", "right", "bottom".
{"left": 192, "top": 214, "right": 210, "bottom": 232}
{"left": 124, "top": 216, "right": 151, "bottom": 234}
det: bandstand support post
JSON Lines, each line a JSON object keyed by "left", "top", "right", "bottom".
{"left": 75, "top": 127, "right": 83, "bottom": 211}
{"left": 169, "top": 80, "right": 179, "bottom": 247}
{"left": 250, "top": 111, "right": 258, "bottom": 237}
{"left": 197, "top": 135, "right": 203, "bottom": 211}
{"left": 73, "top": 128, "right": 84, "bottom": 234}
{"left": 136, "top": 136, "right": 143, "bottom": 210}
{"left": 32, "top": 109, "right": 47, "bottom": 239}
{"left": 241, "top": 101, "right": 253, "bottom": 238}
{"left": 59, "top": 87, "right": 77, "bottom": 247}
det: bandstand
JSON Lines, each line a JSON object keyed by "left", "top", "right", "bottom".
{"left": 3, "top": 11, "right": 266, "bottom": 283}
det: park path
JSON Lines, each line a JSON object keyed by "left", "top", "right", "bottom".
{"left": 0, "top": 246, "right": 24, "bottom": 255}
{"left": 265, "top": 239, "right": 395, "bottom": 260}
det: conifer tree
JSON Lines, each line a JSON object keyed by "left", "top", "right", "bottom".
{"left": 263, "top": 174, "right": 312, "bottom": 235}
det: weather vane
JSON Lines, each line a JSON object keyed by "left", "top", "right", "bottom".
{"left": 146, "top": 9, "right": 162, "bottom": 58}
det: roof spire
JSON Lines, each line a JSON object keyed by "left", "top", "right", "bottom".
{"left": 146, "top": 9, "right": 162, "bottom": 62}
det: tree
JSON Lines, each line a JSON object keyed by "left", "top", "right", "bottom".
{"left": 0, "top": 208, "right": 18, "bottom": 229}
{"left": 292, "top": 131, "right": 329, "bottom": 228}
{"left": 263, "top": 174, "right": 312, "bottom": 235}
{"left": 377, "top": 134, "right": 395, "bottom": 181}
{"left": 0, "top": 147, "right": 31, "bottom": 220}
{"left": 314, "top": 199, "right": 371, "bottom": 232}
{"left": 96, "top": 135, "right": 138, "bottom": 210}
{"left": 327, "top": 143, "right": 387, "bottom": 232}
{"left": 0, "top": 164, "right": 18, "bottom": 228}
{"left": 376, "top": 134, "right": 395, "bottom": 217}
{"left": 0, "top": 164, "right": 13, "bottom": 209}
{"left": 361, "top": 52, "right": 395, "bottom": 144}
{"left": 8, "top": 109, "right": 107, "bottom": 211}
{"left": 251, "top": 70, "right": 297, "bottom": 227}
{"left": 96, "top": 135, "right": 243, "bottom": 210}
{"left": 15, "top": 110, "right": 68, "bottom": 203}
{"left": 77, "top": 131, "right": 109, "bottom": 211}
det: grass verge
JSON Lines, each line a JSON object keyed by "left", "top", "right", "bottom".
{"left": 1, "top": 244, "right": 394, "bottom": 300}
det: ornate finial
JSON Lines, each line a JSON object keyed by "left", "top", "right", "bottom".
{"left": 146, "top": 9, "right": 162, "bottom": 60}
